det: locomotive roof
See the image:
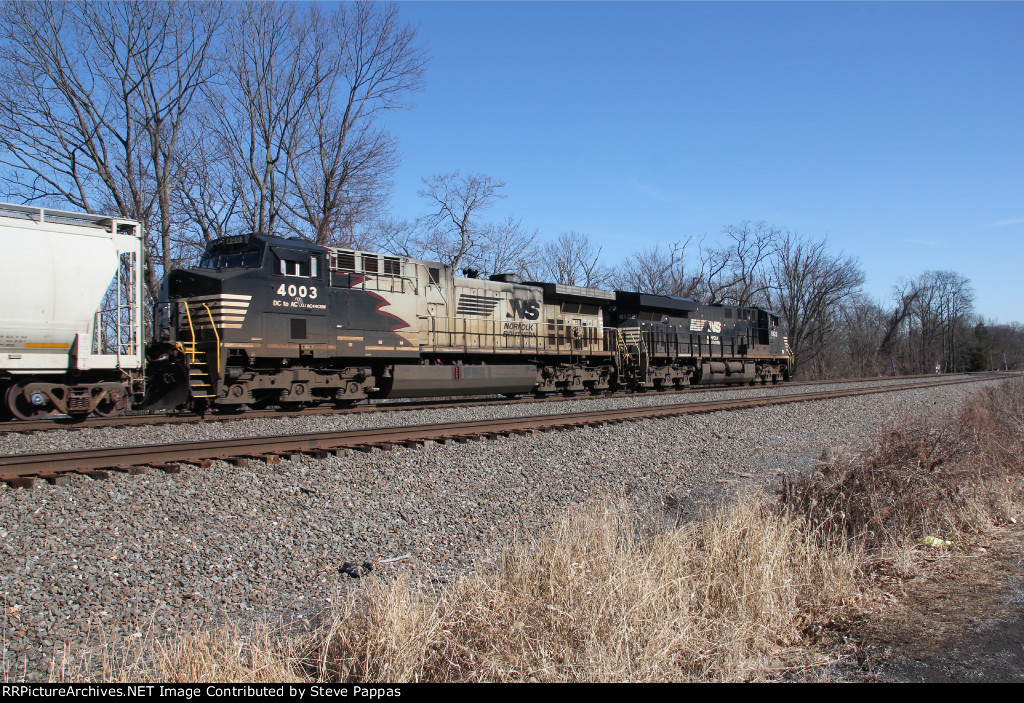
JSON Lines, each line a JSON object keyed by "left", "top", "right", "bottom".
{"left": 708, "top": 301, "right": 784, "bottom": 318}
{"left": 521, "top": 281, "right": 617, "bottom": 302}
{"left": 208, "top": 232, "right": 326, "bottom": 252}
{"left": 614, "top": 291, "right": 699, "bottom": 313}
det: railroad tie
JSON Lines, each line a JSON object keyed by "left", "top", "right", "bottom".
{"left": 147, "top": 463, "right": 182, "bottom": 474}
{"left": 36, "top": 473, "right": 72, "bottom": 486}
{"left": 179, "top": 459, "right": 214, "bottom": 469}
{"left": 110, "top": 465, "right": 146, "bottom": 475}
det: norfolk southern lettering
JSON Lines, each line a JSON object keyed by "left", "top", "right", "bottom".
{"left": 503, "top": 321, "right": 535, "bottom": 338}
{"left": 507, "top": 298, "right": 540, "bottom": 320}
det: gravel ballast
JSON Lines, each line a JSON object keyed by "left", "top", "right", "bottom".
{"left": 0, "top": 376, "right": 976, "bottom": 456}
{"left": 0, "top": 376, "right": 1007, "bottom": 679}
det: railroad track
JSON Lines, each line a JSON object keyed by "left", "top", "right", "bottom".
{"left": 0, "top": 374, "right": 1003, "bottom": 489}
{"left": 0, "top": 372, "right": 984, "bottom": 434}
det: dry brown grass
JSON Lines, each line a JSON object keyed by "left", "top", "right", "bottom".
{"left": 67, "top": 377, "right": 1024, "bottom": 683}
{"left": 56, "top": 622, "right": 309, "bottom": 684}
{"left": 781, "top": 377, "right": 1024, "bottom": 555}
{"left": 73, "top": 497, "right": 861, "bottom": 683}
{"left": 320, "top": 496, "right": 860, "bottom": 682}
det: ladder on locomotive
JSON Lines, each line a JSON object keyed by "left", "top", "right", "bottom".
{"left": 613, "top": 327, "right": 650, "bottom": 385}
{"left": 180, "top": 303, "right": 219, "bottom": 400}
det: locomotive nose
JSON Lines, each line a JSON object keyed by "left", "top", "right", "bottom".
{"left": 167, "top": 269, "right": 220, "bottom": 299}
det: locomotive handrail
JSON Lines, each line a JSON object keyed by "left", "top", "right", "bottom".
{"left": 183, "top": 300, "right": 197, "bottom": 349}
{"left": 202, "top": 303, "right": 221, "bottom": 376}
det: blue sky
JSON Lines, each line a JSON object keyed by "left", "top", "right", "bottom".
{"left": 380, "top": 1, "right": 1023, "bottom": 323}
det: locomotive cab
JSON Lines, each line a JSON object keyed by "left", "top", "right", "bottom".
{"left": 145, "top": 233, "right": 417, "bottom": 411}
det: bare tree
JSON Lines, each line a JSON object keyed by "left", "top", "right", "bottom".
{"left": 416, "top": 171, "right": 505, "bottom": 273}
{"left": 284, "top": 1, "right": 426, "bottom": 246}
{"left": 615, "top": 222, "right": 779, "bottom": 303}
{"left": 0, "top": 0, "right": 223, "bottom": 296}
{"left": 536, "top": 231, "right": 613, "bottom": 287}
{"left": 989, "top": 321, "right": 1024, "bottom": 371}
{"left": 764, "top": 232, "right": 865, "bottom": 377}
{"left": 904, "top": 270, "right": 974, "bottom": 373}
{"left": 832, "top": 293, "right": 890, "bottom": 378}
{"left": 172, "top": 111, "right": 240, "bottom": 256}
{"left": 473, "top": 216, "right": 541, "bottom": 280}
{"left": 615, "top": 237, "right": 700, "bottom": 297}
{"left": 172, "top": 1, "right": 424, "bottom": 253}
{"left": 878, "top": 280, "right": 920, "bottom": 371}
{"left": 210, "top": 2, "right": 322, "bottom": 237}
{"left": 935, "top": 270, "right": 975, "bottom": 372}
{"left": 373, "top": 216, "right": 421, "bottom": 258}
{"left": 701, "top": 221, "right": 777, "bottom": 306}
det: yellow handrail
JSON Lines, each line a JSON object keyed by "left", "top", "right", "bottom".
{"left": 614, "top": 328, "right": 634, "bottom": 365}
{"left": 183, "top": 302, "right": 196, "bottom": 354}
{"left": 202, "top": 303, "right": 221, "bottom": 374}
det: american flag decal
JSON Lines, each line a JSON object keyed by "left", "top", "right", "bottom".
{"left": 456, "top": 293, "right": 499, "bottom": 317}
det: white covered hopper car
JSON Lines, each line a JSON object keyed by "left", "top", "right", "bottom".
{"left": 0, "top": 202, "right": 144, "bottom": 419}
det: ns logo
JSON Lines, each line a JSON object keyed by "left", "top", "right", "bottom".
{"left": 507, "top": 299, "right": 540, "bottom": 320}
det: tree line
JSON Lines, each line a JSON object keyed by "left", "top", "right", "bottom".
{"left": 0, "top": 0, "right": 427, "bottom": 296}
{"left": 364, "top": 171, "right": 1017, "bottom": 379}
{"left": 0, "top": 1, "right": 1016, "bottom": 378}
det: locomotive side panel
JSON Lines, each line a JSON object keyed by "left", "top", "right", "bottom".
{"left": 421, "top": 278, "right": 546, "bottom": 355}
{"left": 610, "top": 293, "right": 791, "bottom": 387}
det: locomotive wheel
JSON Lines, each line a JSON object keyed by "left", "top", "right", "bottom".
{"left": 5, "top": 381, "right": 50, "bottom": 420}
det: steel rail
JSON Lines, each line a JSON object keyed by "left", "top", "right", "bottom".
{"left": 0, "top": 372, "right": 1000, "bottom": 434}
{"left": 0, "top": 374, "right": 1000, "bottom": 482}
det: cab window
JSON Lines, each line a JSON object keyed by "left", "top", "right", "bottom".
{"left": 199, "top": 245, "right": 262, "bottom": 269}
{"left": 272, "top": 248, "right": 320, "bottom": 278}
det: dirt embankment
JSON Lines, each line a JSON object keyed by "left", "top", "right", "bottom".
{"left": 840, "top": 527, "right": 1024, "bottom": 682}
